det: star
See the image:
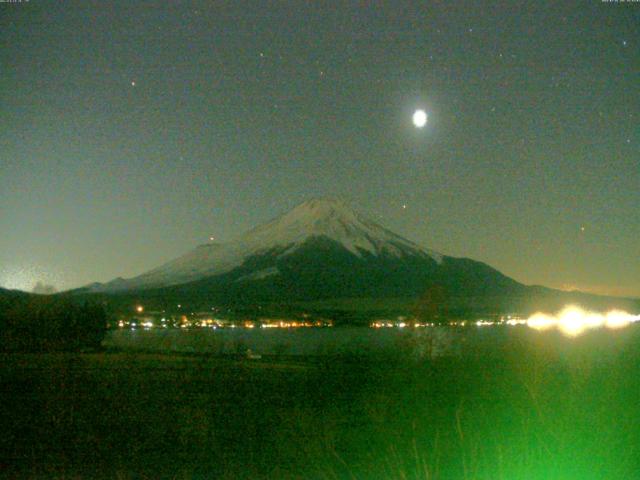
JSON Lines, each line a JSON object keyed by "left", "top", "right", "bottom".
{"left": 622, "top": 40, "right": 627, "bottom": 47}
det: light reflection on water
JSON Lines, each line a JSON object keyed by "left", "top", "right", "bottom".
{"left": 104, "top": 321, "right": 640, "bottom": 358}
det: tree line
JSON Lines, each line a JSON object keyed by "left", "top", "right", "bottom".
{"left": 0, "top": 293, "right": 106, "bottom": 352}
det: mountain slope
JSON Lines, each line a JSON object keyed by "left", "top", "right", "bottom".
{"left": 82, "top": 198, "right": 639, "bottom": 317}
{"left": 92, "top": 198, "right": 445, "bottom": 292}
{"left": 165, "top": 235, "right": 524, "bottom": 302}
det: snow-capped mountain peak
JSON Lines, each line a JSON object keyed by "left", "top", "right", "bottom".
{"left": 242, "top": 198, "right": 439, "bottom": 259}
{"left": 91, "top": 198, "right": 442, "bottom": 291}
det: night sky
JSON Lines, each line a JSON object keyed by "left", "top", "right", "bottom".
{"left": 1, "top": 1, "right": 638, "bottom": 297}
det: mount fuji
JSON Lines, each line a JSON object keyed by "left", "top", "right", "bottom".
{"left": 87, "top": 198, "right": 523, "bottom": 299}
{"left": 84, "top": 198, "right": 637, "bottom": 316}
{"left": 94, "top": 198, "right": 447, "bottom": 291}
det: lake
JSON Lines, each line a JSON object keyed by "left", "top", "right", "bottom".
{"left": 105, "top": 325, "right": 538, "bottom": 358}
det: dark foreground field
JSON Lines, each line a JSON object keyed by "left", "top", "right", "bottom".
{"left": 1, "top": 327, "right": 640, "bottom": 479}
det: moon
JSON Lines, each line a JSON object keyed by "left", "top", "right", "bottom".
{"left": 412, "top": 109, "right": 428, "bottom": 128}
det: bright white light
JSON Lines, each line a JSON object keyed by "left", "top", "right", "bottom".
{"left": 412, "top": 109, "right": 428, "bottom": 128}
{"left": 525, "top": 306, "right": 640, "bottom": 337}
{"left": 506, "top": 319, "right": 525, "bottom": 326}
{"left": 605, "top": 310, "right": 634, "bottom": 330}
{"left": 558, "top": 306, "right": 588, "bottom": 337}
{"left": 526, "top": 313, "right": 555, "bottom": 331}
{"left": 476, "top": 320, "right": 494, "bottom": 326}
{"left": 583, "top": 312, "right": 605, "bottom": 329}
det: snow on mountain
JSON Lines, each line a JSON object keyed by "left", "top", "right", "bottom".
{"left": 115, "top": 242, "right": 246, "bottom": 290}
{"left": 92, "top": 198, "right": 442, "bottom": 291}
{"left": 242, "top": 198, "right": 442, "bottom": 260}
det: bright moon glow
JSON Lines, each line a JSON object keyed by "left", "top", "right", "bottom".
{"left": 0, "top": 264, "right": 61, "bottom": 292}
{"left": 412, "top": 109, "right": 427, "bottom": 128}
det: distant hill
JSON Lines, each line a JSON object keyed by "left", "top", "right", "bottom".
{"left": 0, "top": 287, "right": 31, "bottom": 306}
